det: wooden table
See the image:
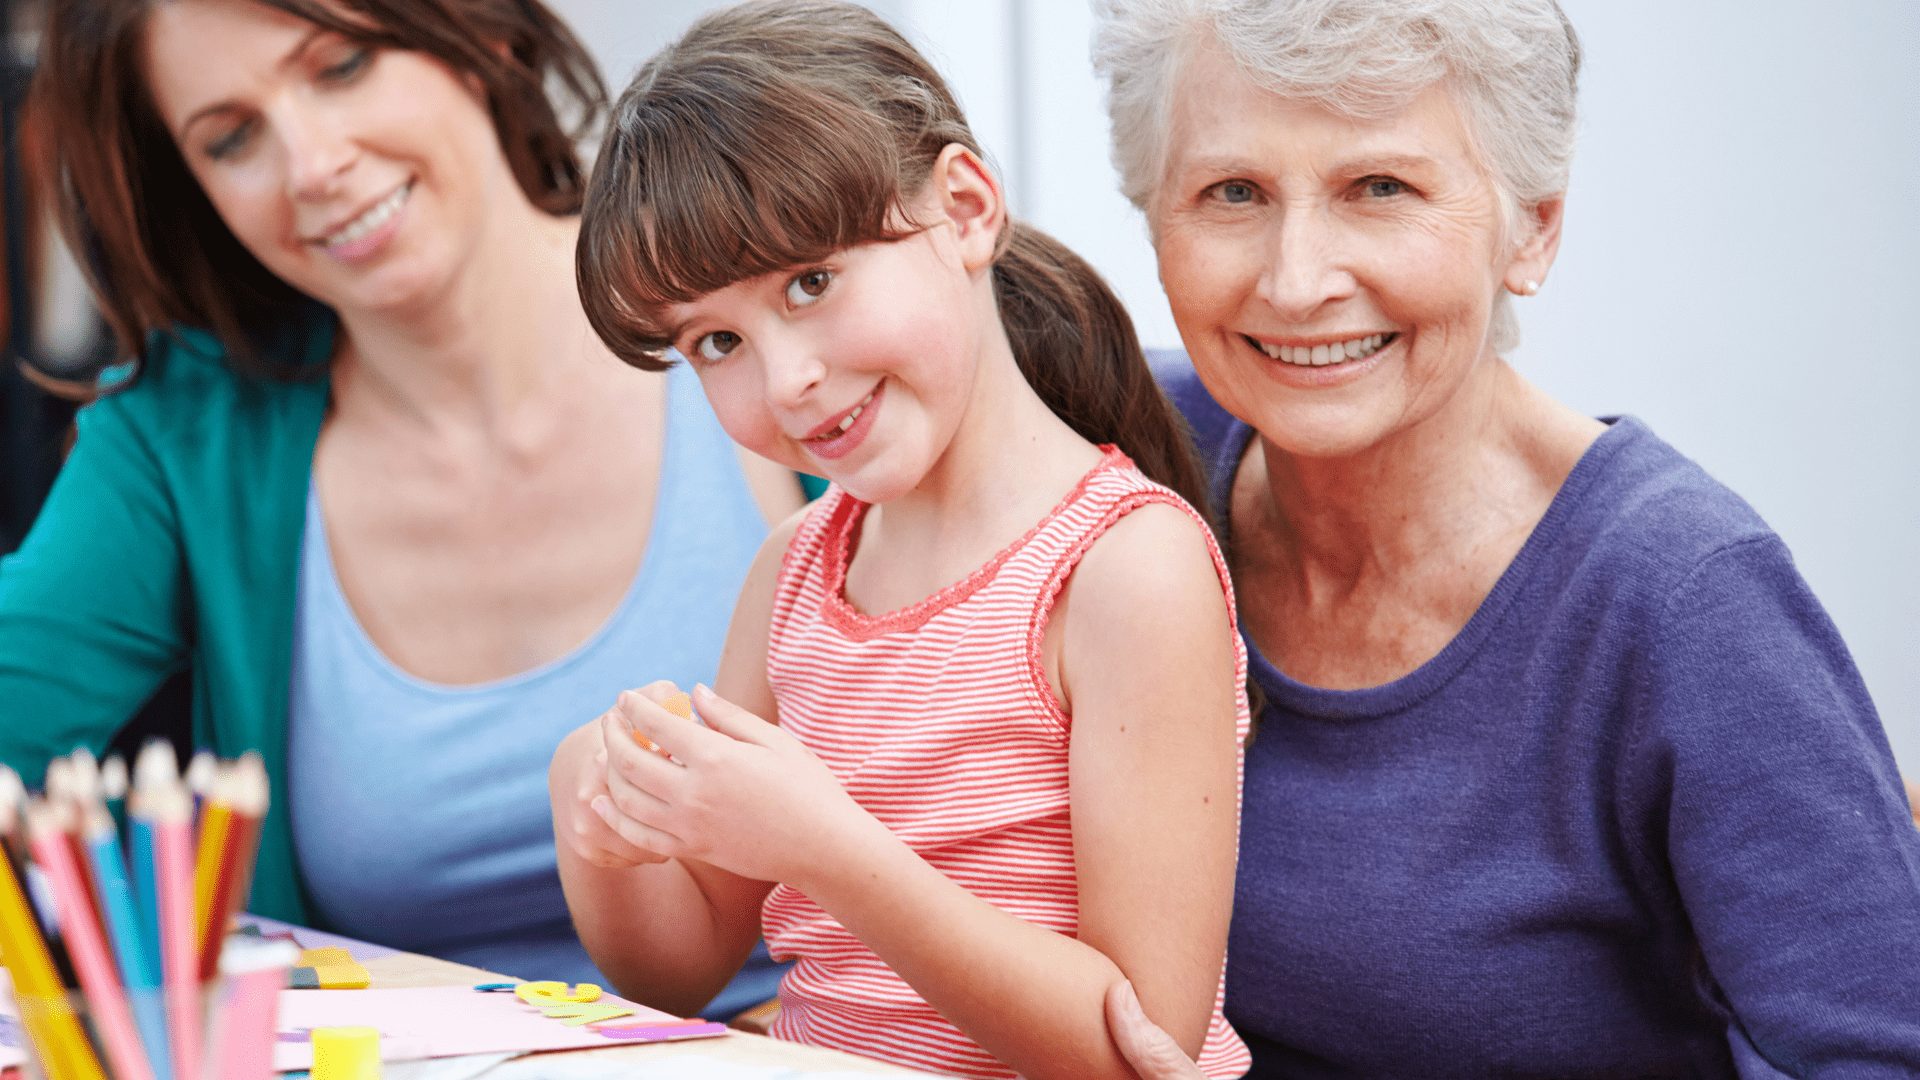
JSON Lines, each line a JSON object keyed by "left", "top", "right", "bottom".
{"left": 361, "top": 950, "right": 937, "bottom": 1075}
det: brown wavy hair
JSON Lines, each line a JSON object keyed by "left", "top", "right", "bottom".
{"left": 31, "top": 0, "right": 606, "bottom": 377}
{"left": 577, "top": 0, "right": 1209, "bottom": 516}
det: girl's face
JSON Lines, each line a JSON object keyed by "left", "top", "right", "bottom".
{"left": 142, "top": 0, "right": 519, "bottom": 317}
{"left": 663, "top": 157, "right": 1003, "bottom": 505}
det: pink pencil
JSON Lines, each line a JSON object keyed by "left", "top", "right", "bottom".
{"left": 25, "top": 799, "right": 157, "bottom": 1080}
{"left": 136, "top": 744, "right": 201, "bottom": 1080}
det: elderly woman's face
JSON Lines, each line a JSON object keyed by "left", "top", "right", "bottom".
{"left": 1152, "top": 44, "right": 1542, "bottom": 458}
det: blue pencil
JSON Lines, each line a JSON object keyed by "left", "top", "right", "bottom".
{"left": 128, "top": 744, "right": 173, "bottom": 986}
{"left": 129, "top": 804, "right": 167, "bottom": 993}
{"left": 84, "top": 799, "right": 174, "bottom": 1080}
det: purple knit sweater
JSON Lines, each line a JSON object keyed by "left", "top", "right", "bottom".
{"left": 1163, "top": 366, "right": 1920, "bottom": 1079}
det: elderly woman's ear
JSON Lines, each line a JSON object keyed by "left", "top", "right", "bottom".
{"left": 1503, "top": 194, "right": 1567, "bottom": 297}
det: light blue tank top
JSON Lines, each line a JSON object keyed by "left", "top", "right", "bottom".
{"left": 288, "top": 363, "right": 785, "bottom": 1014}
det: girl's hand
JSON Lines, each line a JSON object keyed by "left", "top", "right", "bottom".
{"left": 549, "top": 689, "right": 675, "bottom": 869}
{"left": 592, "top": 682, "right": 880, "bottom": 886}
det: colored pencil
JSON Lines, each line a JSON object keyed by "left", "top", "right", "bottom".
{"left": 192, "top": 765, "right": 233, "bottom": 958}
{"left": 77, "top": 766, "right": 174, "bottom": 1080}
{"left": 59, "top": 754, "right": 105, "bottom": 921}
{"left": 0, "top": 772, "right": 106, "bottom": 1080}
{"left": 182, "top": 753, "right": 216, "bottom": 827}
{"left": 195, "top": 755, "right": 266, "bottom": 983}
{"left": 26, "top": 801, "right": 156, "bottom": 1080}
{"left": 201, "top": 937, "right": 298, "bottom": 1080}
{"left": 134, "top": 745, "right": 201, "bottom": 1080}
{"left": 128, "top": 806, "right": 165, "bottom": 995}
{"left": 99, "top": 758, "right": 129, "bottom": 803}
{"left": 26, "top": 761, "right": 82, "bottom": 992}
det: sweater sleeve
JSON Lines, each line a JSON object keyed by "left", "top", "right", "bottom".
{"left": 1633, "top": 536, "right": 1920, "bottom": 1075}
{"left": 0, "top": 393, "right": 190, "bottom": 784}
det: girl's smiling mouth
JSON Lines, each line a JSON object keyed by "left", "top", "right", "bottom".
{"left": 804, "top": 381, "right": 883, "bottom": 460}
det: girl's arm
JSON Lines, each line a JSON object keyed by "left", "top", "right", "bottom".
{"left": 549, "top": 514, "right": 801, "bottom": 1015}
{"left": 601, "top": 502, "right": 1241, "bottom": 1078}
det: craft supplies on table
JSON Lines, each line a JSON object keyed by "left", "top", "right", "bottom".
{"left": 287, "top": 948, "right": 370, "bottom": 990}
{"left": 310, "top": 1026, "right": 382, "bottom": 1080}
{"left": 0, "top": 747, "right": 756, "bottom": 1080}
{"left": 272, "top": 984, "right": 726, "bottom": 1072}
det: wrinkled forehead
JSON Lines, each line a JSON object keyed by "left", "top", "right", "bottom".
{"left": 1161, "top": 43, "right": 1474, "bottom": 186}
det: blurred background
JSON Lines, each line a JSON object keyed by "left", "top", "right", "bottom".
{"left": 2, "top": 0, "right": 1912, "bottom": 773}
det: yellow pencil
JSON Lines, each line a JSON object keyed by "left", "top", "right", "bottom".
{"left": 0, "top": 769, "right": 107, "bottom": 1080}
{"left": 193, "top": 763, "right": 235, "bottom": 950}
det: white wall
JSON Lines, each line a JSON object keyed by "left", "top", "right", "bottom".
{"left": 550, "top": 0, "right": 1920, "bottom": 774}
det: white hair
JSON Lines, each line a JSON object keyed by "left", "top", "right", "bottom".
{"left": 1093, "top": 0, "right": 1581, "bottom": 352}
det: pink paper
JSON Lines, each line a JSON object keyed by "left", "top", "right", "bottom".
{"left": 271, "top": 987, "right": 726, "bottom": 1070}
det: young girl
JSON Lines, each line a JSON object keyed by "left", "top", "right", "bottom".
{"left": 550, "top": 3, "right": 1250, "bottom": 1077}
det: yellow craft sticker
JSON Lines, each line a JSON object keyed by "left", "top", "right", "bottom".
{"left": 513, "top": 981, "right": 602, "bottom": 1005}
{"left": 539, "top": 1002, "right": 635, "bottom": 1026}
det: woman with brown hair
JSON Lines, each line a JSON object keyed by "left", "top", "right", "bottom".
{"left": 0, "top": 0, "right": 801, "bottom": 1012}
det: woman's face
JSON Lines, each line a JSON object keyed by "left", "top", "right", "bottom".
{"left": 143, "top": 0, "right": 516, "bottom": 317}
{"left": 1151, "top": 42, "right": 1555, "bottom": 459}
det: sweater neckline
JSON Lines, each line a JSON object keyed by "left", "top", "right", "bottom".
{"left": 820, "top": 446, "right": 1130, "bottom": 640}
{"left": 1220, "top": 415, "right": 1637, "bottom": 720}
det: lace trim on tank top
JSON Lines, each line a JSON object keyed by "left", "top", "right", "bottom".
{"left": 809, "top": 446, "right": 1131, "bottom": 642}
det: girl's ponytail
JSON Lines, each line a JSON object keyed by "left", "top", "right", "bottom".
{"left": 992, "top": 223, "right": 1210, "bottom": 524}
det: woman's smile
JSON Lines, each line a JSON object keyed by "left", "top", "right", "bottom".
{"left": 1243, "top": 332, "right": 1397, "bottom": 368}
{"left": 308, "top": 178, "right": 415, "bottom": 262}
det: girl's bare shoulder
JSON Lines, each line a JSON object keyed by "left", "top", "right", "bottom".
{"left": 1071, "top": 498, "right": 1227, "bottom": 620}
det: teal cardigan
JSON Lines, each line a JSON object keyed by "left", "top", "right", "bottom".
{"left": 0, "top": 323, "right": 826, "bottom": 928}
{"left": 0, "top": 327, "right": 331, "bottom": 925}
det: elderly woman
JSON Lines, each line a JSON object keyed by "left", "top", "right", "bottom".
{"left": 1089, "top": 0, "right": 1920, "bottom": 1075}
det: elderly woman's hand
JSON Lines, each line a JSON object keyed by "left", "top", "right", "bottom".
{"left": 1105, "top": 980, "right": 1206, "bottom": 1080}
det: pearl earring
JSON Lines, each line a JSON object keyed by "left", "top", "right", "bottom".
{"left": 1520, "top": 279, "right": 1540, "bottom": 296}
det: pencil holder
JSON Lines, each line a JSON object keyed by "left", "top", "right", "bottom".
{"left": 0, "top": 746, "right": 278, "bottom": 1080}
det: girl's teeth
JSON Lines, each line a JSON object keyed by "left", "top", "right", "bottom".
{"left": 813, "top": 390, "right": 876, "bottom": 441}
{"left": 326, "top": 183, "right": 410, "bottom": 248}
{"left": 1256, "top": 334, "right": 1393, "bottom": 367}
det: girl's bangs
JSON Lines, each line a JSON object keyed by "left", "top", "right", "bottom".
{"left": 580, "top": 63, "right": 915, "bottom": 363}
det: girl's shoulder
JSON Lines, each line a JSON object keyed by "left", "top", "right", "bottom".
{"left": 1051, "top": 452, "right": 1238, "bottom": 639}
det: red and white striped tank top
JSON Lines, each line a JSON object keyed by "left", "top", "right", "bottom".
{"left": 762, "top": 448, "right": 1252, "bottom": 1078}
